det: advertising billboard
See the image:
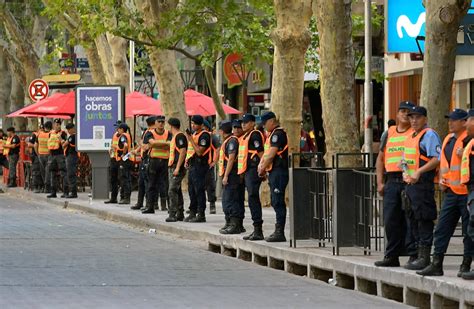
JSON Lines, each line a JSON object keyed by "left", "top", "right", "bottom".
{"left": 76, "top": 86, "right": 124, "bottom": 152}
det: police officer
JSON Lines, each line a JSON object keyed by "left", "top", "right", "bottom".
{"left": 142, "top": 116, "right": 172, "bottom": 214}
{"left": 116, "top": 123, "right": 132, "bottom": 204}
{"left": 375, "top": 101, "right": 416, "bottom": 267}
{"left": 218, "top": 120, "right": 242, "bottom": 234}
{"left": 105, "top": 121, "right": 122, "bottom": 204}
{"left": 204, "top": 119, "right": 219, "bottom": 215}
{"left": 166, "top": 117, "right": 187, "bottom": 222}
{"left": 156, "top": 116, "right": 170, "bottom": 212}
{"left": 238, "top": 113, "right": 265, "bottom": 241}
{"left": 403, "top": 106, "right": 441, "bottom": 271}
{"left": 36, "top": 121, "right": 52, "bottom": 193}
{"left": 460, "top": 109, "right": 474, "bottom": 280}
{"left": 28, "top": 125, "right": 43, "bottom": 193}
{"left": 417, "top": 108, "right": 473, "bottom": 276}
{"left": 185, "top": 115, "right": 212, "bottom": 222}
{"left": 63, "top": 123, "right": 78, "bottom": 198}
{"left": 232, "top": 119, "right": 246, "bottom": 232}
{"left": 0, "top": 129, "right": 7, "bottom": 171}
{"left": 4, "top": 127, "right": 20, "bottom": 187}
{"left": 257, "top": 112, "right": 289, "bottom": 242}
{"left": 131, "top": 117, "right": 155, "bottom": 210}
{"left": 47, "top": 119, "right": 68, "bottom": 198}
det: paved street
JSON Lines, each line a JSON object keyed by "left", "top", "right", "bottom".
{"left": 0, "top": 195, "right": 408, "bottom": 309}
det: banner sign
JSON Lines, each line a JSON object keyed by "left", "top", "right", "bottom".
{"left": 76, "top": 86, "right": 124, "bottom": 152}
{"left": 387, "top": 0, "right": 474, "bottom": 54}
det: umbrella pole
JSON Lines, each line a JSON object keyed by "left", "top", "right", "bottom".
{"left": 133, "top": 116, "right": 137, "bottom": 146}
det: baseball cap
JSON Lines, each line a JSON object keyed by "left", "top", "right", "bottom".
{"left": 445, "top": 108, "right": 468, "bottom": 120}
{"left": 232, "top": 119, "right": 242, "bottom": 128}
{"left": 467, "top": 109, "right": 474, "bottom": 118}
{"left": 219, "top": 120, "right": 232, "bottom": 133}
{"left": 260, "top": 111, "right": 276, "bottom": 124}
{"left": 191, "top": 115, "right": 204, "bottom": 125}
{"left": 399, "top": 101, "right": 415, "bottom": 110}
{"left": 53, "top": 118, "right": 62, "bottom": 124}
{"left": 113, "top": 120, "right": 122, "bottom": 127}
{"left": 242, "top": 113, "right": 256, "bottom": 123}
{"left": 65, "top": 123, "right": 75, "bottom": 130}
{"left": 156, "top": 115, "right": 165, "bottom": 122}
{"left": 408, "top": 106, "right": 427, "bottom": 117}
{"left": 168, "top": 117, "right": 180, "bottom": 128}
{"left": 146, "top": 116, "right": 156, "bottom": 125}
{"left": 203, "top": 119, "right": 212, "bottom": 130}
{"left": 118, "top": 123, "right": 129, "bottom": 130}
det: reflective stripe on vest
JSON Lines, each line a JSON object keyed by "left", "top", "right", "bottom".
{"left": 384, "top": 126, "right": 414, "bottom": 172}
{"left": 47, "top": 131, "right": 61, "bottom": 150}
{"left": 439, "top": 131, "right": 468, "bottom": 194}
{"left": 149, "top": 130, "right": 170, "bottom": 159}
{"left": 115, "top": 133, "right": 132, "bottom": 160}
{"left": 461, "top": 139, "right": 474, "bottom": 184}
{"left": 219, "top": 135, "right": 238, "bottom": 177}
{"left": 0, "top": 139, "right": 3, "bottom": 154}
{"left": 168, "top": 132, "right": 185, "bottom": 167}
{"left": 110, "top": 133, "right": 120, "bottom": 159}
{"left": 263, "top": 127, "right": 288, "bottom": 172}
{"left": 404, "top": 128, "right": 430, "bottom": 176}
{"left": 38, "top": 132, "right": 50, "bottom": 155}
{"left": 3, "top": 136, "right": 12, "bottom": 156}
{"left": 185, "top": 130, "right": 211, "bottom": 164}
{"left": 238, "top": 130, "right": 264, "bottom": 175}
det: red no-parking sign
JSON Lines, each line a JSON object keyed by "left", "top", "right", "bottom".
{"left": 28, "top": 79, "right": 49, "bottom": 102}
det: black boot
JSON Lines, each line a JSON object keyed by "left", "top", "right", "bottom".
{"left": 374, "top": 256, "right": 400, "bottom": 267}
{"left": 47, "top": 192, "right": 57, "bottom": 198}
{"left": 119, "top": 198, "right": 131, "bottom": 205}
{"left": 457, "top": 256, "right": 472, "bottom": 277}
{"left": 219, "top": 217, "right": 230, "bottom": 233}
{"left": 243, "top": 224, "right": 264, "bottom": 241}
{"left": 160, "top": 198, "right": 168, "bottom": 211}
{"left": 141, "top": 200, "right": 155, "bottom": 214}
{"left": 176, "top": 210, "right": 184, "bottom": 221}
{"left": 417, "top": 254, "right": 444, "bottom": 276}
{"left": 66, "top": 191, "right": 78, "bottom": 198}
{"left": 132, "top": 191, "right": 145, "bottom": 210}
{"left": 166, "top": 212, "right": 177, "bottom": 222}
{"left": 238, "top": 219, "right": 246, "bottom": 233}
{"left": 220, "top": 218, "right": 240, "bottom": 234}
{"left": 189, "top": 211, "right": 206, "bottom": 223}
{"left": 130, "top": 204, "right": 142, "bottom": 210}
{"left": 265, "top": 224, "right": 286, "bottom": 242}
{"left": 209, "top": 202, "right": 216, "bottom": 214}
{"left": 404, "top": 255, "right": 418, "bottom": 269}
{"left": 462, "top": 270, "right": 474, "bottom": 280}
{"left": 60, "top": 192, "right": 69, "bottom": 198}
{"left": 104, "top": 197, "right": 118, "bottom": 204}
{"left": 184, "top": 211, "right": 196, "bottom": 222}
{"left": 405, "top": 246, "right": 431, "bottom": 270}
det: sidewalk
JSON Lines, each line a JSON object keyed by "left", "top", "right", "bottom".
{"left": 4, "top": 187, "right": 474, "bottom": 308}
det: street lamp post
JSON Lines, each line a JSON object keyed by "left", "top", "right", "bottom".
{"left": 364, "top": 0, "right": 373, "bottom": 165}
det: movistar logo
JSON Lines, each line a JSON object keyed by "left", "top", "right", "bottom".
{"left": 397, "top": 12, "right": 426, "bottom": 38}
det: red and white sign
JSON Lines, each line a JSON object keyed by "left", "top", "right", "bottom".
{"left": 28, "top": 79, "right": 49, "bottom": 102}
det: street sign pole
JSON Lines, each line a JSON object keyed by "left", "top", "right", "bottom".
{"left": 364, "top": 0, "right": 373, "bottom": 166}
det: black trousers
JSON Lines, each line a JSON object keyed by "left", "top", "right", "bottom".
{"left": 146, "top": 158, "right": 168, "bottom": 207}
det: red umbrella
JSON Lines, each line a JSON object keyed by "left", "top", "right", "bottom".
{"left": 125, "top": 91, "right": 163, "bottom": 117}
{"left": 26, "top": 91, "right": 75, "bottom": 116}
{"left": 6, "top": 93, "right": 65, "bottom": 117}
{"left": 183, "top": 89, "right": 241, "bottom": 116}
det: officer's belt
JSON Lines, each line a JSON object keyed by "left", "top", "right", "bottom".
{"left": 385, "top": 172, "right": 403, "bottom": 181}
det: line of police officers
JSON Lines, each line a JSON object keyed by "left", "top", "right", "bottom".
{"left": 106, "top": 111, "right": 289, "bottom": 242}
{"left": 376, "top": 102, "right": 474, "bottom": 280}
{"left": 0, "top": 119, "right": 78, "bottom": 197}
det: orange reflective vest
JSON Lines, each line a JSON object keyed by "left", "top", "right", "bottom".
{"left": 219, "top": 135, "right": 239, "bottom": 177}
{"left": 439, "top": 131, "right": 468, "bottom": 194}
{"left": 384, "top": 126, "right": 414, "bottom": 172}
{"left": 403, "top": 128, "right": 432, "bottom": 177}
{"left": 185, "top": 130, "right": 212, "bottom": 164}
{"left": 0, "top": 138, "right": 4, "bottom": 155}
{"left": 38, "top": 131, "right": 50, "bottom": 155}
{"left": 3, "top": 136, "right": 14, "bottom": 156}
{"left": 149, "top": 130, "right": 170, "bottom": 159}
{"left": 264, "top": 127, "right": 288, "bottom": 172}
{"left": 115, "top": 133, "right": 131, "bottom": 161}
{"left": 168, "top": 131, "right": 186, "bottom": 167}
{"left": 238, "top": 130, "right": 264, "bottom": 175}
{"left": 461, "top": 139, "right": 474, "bottom": 184}
{"left": 110, "top": 133, "right": 120, "bottom": 159}
{"left": 47, "top": 131, "right": 62, "bottom": 151}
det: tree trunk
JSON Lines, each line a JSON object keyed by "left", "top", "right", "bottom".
{"left": 85, "top": 44, "right": 107, "bottom": 84}
{"left": 270, "top": 0, "right": 312, "bottom": 158}
{"left": 421, "top": 0, "right": 469, "bottom": 136}
{"left": 315, "top": 0, "right": 361, "bottom": 167}
{"left": 95, "top": 34, "right": 115, "bottom": 84}
{"left": 9, "top": 74, "right": 25, "bottom": 130}
{"left": 0, "top": 48, "right": 11, "bottom": 126}
{"left": 204, "top": 65, "right": 226, "bottom": 119}
{"left": 136, "top": 0, "right": 188, "bottom": 129}
{"left": 106, "top": 33, "right": 130, "bottom": 93}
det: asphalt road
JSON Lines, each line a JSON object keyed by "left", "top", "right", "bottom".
{"left": 0, "top": 194, "right": 409, "bottom": 309}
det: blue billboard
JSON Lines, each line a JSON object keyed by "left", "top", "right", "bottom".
{"left": 387, "top": 0, "right": 474, "bottom": 54}
{"left": 75, "top": 86, "right": 124, "bottom": 152}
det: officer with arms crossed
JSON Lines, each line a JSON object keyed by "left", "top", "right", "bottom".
{"left": 375, "top": 101, "right": 417, "bottom": 267}
{"left": 47, "top": 119, "right": 68, "bottom": 198}
{"left": 36, "top": 121, "right": 52, "bottom": 193}
{"left": 204, "top": 119, "right": 219, "bottom": 215}
{"left": 238, "top": 113, "right": 265, "bottom": 241}
{"left": 116, "top": 123, "right": 133, "bottom": 204}
{"left": 105, "top": 121, "right": 122, "bottom": 204}
{"left": 166, "top": 118, "right": 187, "bottom": 222}
{"left": 403, "top": 106, "right": 441, "bottom": 271}
{"left": 63, "top": 123, "right": 78, "bottom": 198}
{"left": 185, "top": 115, "right": 212, "bottom": 223}
{"left": 3, "top": 127, "right": 20, "bottom": 187}
{"left": 258, "top": 111, "right": 289, "bottom": 242}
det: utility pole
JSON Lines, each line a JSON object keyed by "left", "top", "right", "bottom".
{"left": 216, "top": 52, "right": 223, "bottom": 197}
{"left": 364, "top": 0, "right": 373, "bottom": 165}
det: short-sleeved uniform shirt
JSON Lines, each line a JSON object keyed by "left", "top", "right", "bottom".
{"left": 117, "top": 134, "right": 129, "bottom": 157}
{"left": 145, "top": 129, "right": 173, "bottom": 159}
{"left": 224, "top": 136, "right": 239, "bottom": 174}
{"left": 51, "top": 131, "right": 67, "bottom": 156}
{"left": 9, "top": 135, "right": 21, "bottom": 155}
{"left": 247, "top": 131, "right": 264, "bottom": 166}
{"left": 419, "top": 129, "right": 442, "bottom": 160}
{"left": 194, "top": 131, "right": 211, "bottom": 164}
{"left": 66, "top": 134, "right": 77, "bottom": 156}
{"left": 171, "top": 132, "right": 188, "bottom": 166}
{"left": 270, "top": 129, "right": 289, "bottom": 169}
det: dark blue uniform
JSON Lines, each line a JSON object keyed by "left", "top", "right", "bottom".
{"left": 244, "top": 131, "right": 265, "bottom": 226}
{"left": 65, "top": 134, "right": 78, "bottom": 196}
{"left": 222, "top": 136, "right": 241, "bottom": 220}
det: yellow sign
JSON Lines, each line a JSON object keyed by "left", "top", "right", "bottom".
{"left": 42, "top": 74, "right": 82, "bottom": 83}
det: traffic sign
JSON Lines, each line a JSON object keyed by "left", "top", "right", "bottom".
{"left": 28, "top": 79, "right": 49, "bottom": 102}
